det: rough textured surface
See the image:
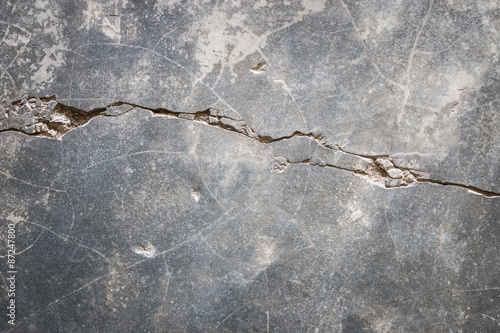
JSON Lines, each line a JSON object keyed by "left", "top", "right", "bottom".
{"left": 1, "top": 0, "right": 499, "bottom": 332}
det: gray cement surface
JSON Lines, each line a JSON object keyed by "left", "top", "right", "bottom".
{"left": 1, "top": 0, "right": 499, "bottom": 332}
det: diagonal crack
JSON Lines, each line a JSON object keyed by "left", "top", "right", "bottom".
{"left": 1, "top": 96, "right": 499, "bottom": 198}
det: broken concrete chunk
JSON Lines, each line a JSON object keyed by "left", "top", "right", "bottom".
{"left": 219, "top": 117, "right": 240, "bottom": 129}
{"left": 18, "top": 104, "right": 31, "bottom": 115}
{"left": 209, "top": 108, "right": 224, "bottom": 117}
{"left": 219, "top": 118, "right": 256, "bottom": 137}
{"left": 8, "top": 106, "right": 17, "bottom": 116}
{"left": 208, "top": 116, "right": 219, "bottom": 124}
{"left": 178, "top": 113, "right": 195, "bottom": 120}
{"left": 411, "top": 170, "right": 430, "bottom": 180}
{"left": 387, "top": 168, "right": 404, "bottom": 179}
{"left": 38, "top": 109, "right": 52, "bottom": 121}
{"left": 385, "top": 178, "right": 407, "bottom": 188}
{"left": 47, "top": 129, "right": 58, "bottom": 137}
{"left": 0, "top": 115, "right": 29, "bottom": 131}
{"left": 35, "top": 123, "right": 49, "bottom": 133}
{"left": 51, "top": 112, "right": 71, "bottom": 124}
{"left": 22, "top": 124, "right": 36, "bottom": 134}
{"left": 47, "top": 101, "right": 57, "bottom": 111}
{"left": 405, "top": 172, "right": 417, "bottom": 183}
{"left": 375, "top": 158, "right": 394, "bottom": 171}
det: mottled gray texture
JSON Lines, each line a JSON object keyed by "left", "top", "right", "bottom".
{"left": 1, "top": 0, "right": 500, "bottom": 332}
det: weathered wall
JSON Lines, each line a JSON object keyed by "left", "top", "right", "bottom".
{"left": 1, "top": 0, "right": 499, "bottom": 332}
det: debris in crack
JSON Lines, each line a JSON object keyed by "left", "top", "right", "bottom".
{"left": 0, "top": 96, "right": 111, "bottom": 139}
{"left": 372, "top": 158, "right": 417, "bottom": 187}
{"left": 1, "top": 96, "right": 60, "bottom": 137}
{"left": 1, "top": 96, "right": 499, "bottom": 198}
{"left": 0, "top": 96, "right": 249, "bottom": 139}
{"left": 374, "top": 158, "right": 394, "bottom": 171}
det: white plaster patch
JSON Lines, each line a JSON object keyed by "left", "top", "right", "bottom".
{"left": 1, "top": 28, "right": 30, "bottom": 47}
{"left": 300, "top": 0, "right": 326, "bottom": 14}
{"left": 183, "top": 1, "right": 327, "bottom": 82}
{"left": 33, "top": 44, "right": 67, "bottom": 85}
{"left": 28, "top": 0, "right": 69, "bottom": 87}
{"left": 189, "top": 6, "right": 255, "bottom": 82}
{"left": 79, "top": 0, "right": 105, "bottom": 31}
{"left": 6, "top": 213, "right": 25, "bottom": 224}
{"left": 154, "top": 0, "right": 200, "bottom": 15}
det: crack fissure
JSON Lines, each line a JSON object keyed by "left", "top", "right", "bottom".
{"left": 415, "top": 179, "right": 500, "bottom": 198}
{"left": 1, "top": 96, "right": 498, "bottom": 198}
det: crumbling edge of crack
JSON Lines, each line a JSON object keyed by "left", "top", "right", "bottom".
{"left": 2, "top": 97, "right": 499, "bottom": 199}
{"left": 416, "top": 178, "right": 500, "bottom": 198}
{"left": 271, "top": 156, "right": 500, "bottom": 198}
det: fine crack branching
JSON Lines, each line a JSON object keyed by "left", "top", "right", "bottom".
{"left": 1, "top": 96, "right": 499, "bottom": 198}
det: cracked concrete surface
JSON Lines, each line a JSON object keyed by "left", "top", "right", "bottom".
{"left": 1, "top": 0, "right": 500, "bottom": 332}
{"left": 2, "top": 97, "right": 498, "bottom": 198}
